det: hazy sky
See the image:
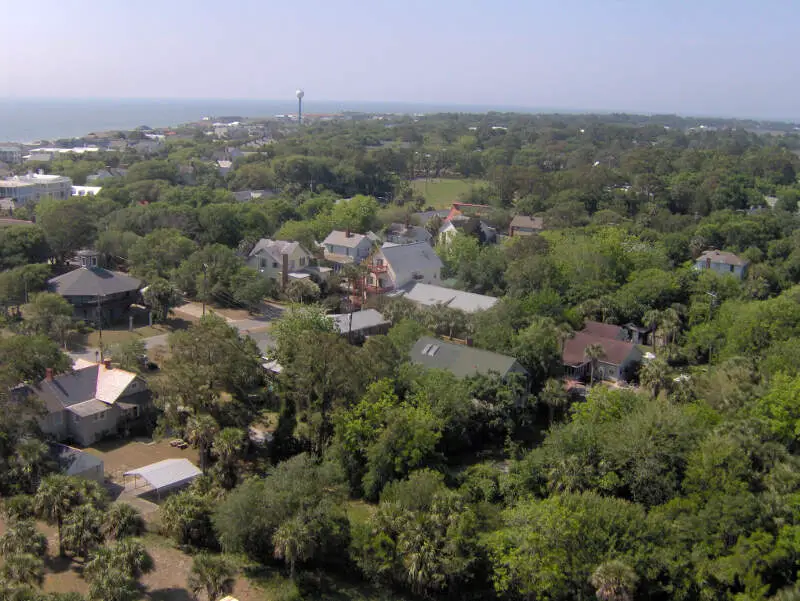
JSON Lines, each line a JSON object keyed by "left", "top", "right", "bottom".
{"left": 4, "top": 0, "right": 799, "bottom": 118}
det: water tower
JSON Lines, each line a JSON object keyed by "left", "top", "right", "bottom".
{"left": 296, "top": 89, "right": 305, "bottom": 125}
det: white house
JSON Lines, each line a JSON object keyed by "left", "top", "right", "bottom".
{"left": 0, "top": 173, "right": 73, "bottom": 205}
{"left": 72, "top": 185, "right": 102, "bottom": 197}
{"left": 322, "top": 230, "right": 374, "bottom": 268}
{"left": 694, "top": 249, "right": 749, "bottom": 280}
{"left": 246, "top": 239, "right": 314, "bottom": 286}
{"left": 367, "top": 242, "right": 443, "bottom": 293}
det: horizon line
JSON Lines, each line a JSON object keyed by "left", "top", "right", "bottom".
{"left": 1, "top": 96, "right": 798, "bottom": 125}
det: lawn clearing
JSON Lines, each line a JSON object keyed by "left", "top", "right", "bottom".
{"left": 411, "top": 178, "right": 489, "bottom": 209}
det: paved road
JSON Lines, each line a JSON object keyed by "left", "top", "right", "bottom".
{"left": 67, "top": 303, "right": 282, "bottom": 364}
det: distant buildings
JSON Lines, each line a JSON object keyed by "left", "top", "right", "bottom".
{"left": 0, "top": 173, "right": 73, "bottom": 205}
{"left": 694, "top": 249, "right": 749, "bottom": 280}
{"left": 71, "top": 185, "right": 102, "bottom": 197}
{"left": 0, "top": 145, "right": 22, "bottom": 164}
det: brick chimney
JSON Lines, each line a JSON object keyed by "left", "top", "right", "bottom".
{"left": 282, "top": 253, "right": 289, "bottom": 289}
{"left": 45, "top": 368, "right": 53, "bottom": 382}
{"left": 345, "top": 228, "right": 352, "bottom": 238}
{"left": 103, "top": 359, "right": 112, "bottom": 369}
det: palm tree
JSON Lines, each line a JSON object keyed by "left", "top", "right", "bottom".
{"left": 642, "top": 309, "right": 661, "bottom": 353}
{"left": 212, "top": 428, "right": 246, "bottom": 489}
{"left": 539, "top": 378, "right": 571, "bottom": 425}
{"left": 584, "top": 343, "right": 606, "bottom": 386}
{"left": 658, "top": 307, "right": 681, "bottom": 347}
{"left": 639, "top": 358, "right": 671, "bottom": 399}
{"left": 186, "top": 413, "right": 220, "bottom": 474}
{"left": 84, "top": 540, "right": 154, "bottom": 601}
{"left": 61, "top": 505, "right": 104, "bottom": 559}
{"left": 14, "top": 438, "right": 51, "bottom": 493}
{"left": 188, "top": 553, "right": 236, "bottom": 601}
{"left": 34, "top": 474, "right": 80, "bottom": 556}
{"left": 1, "top": 553, "right": 45, "bottom": 588}
{"left": 103, "top": 503, "right": 145, "bottom": 540}
{"left": 589, "top": 560, "right": 639, "bottom": 601}
{"left": 273, "top": 516, "right": 315, "bottom": 580}
{"left": 0, "top": 519, "right": 48, "bottom": 558}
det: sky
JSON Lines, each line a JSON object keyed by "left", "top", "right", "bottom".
{"left": 3, "top": 0, "right": 800, "bottom": 119}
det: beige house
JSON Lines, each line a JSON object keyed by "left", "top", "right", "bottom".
{"left": 246, "top": 239, "right": 314, "bottom": 286}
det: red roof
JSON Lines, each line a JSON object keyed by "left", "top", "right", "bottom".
{"left": 581, "top": 321, "right": 623, "bottom": 340}
{"left": 445, "top": 202, "right": 493, "bottom": 222}
{"left": 562, "top": 331, "right": 638, "bottom": 367}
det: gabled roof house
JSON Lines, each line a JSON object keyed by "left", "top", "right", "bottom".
{"left": 367, "top": 242, "right": 443, "bottom": 293}
{"left": 24, "top": 360, "right": 152, "bottom": 447}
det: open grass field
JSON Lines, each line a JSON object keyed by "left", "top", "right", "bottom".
{"left": 410, "top": 178, "right": 489, "bottom": 209}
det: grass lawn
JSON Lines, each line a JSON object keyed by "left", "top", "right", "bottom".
{"left": 410, "top": 178, "right": 489, "bottom": 209}
{"left": 70, "top": 316, "right": 195, "bottom": 350}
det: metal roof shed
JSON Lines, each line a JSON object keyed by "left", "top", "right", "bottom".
{"left": 124, "top": 458, "right": 201, "bottom": 496}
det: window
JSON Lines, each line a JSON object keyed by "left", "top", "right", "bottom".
{"left": 260, "top": 257, "right": 267, "bottom": 268}
{"left": 289, "top": 260, "right": 295, "bottom": 269}
{"left": 272, "top": 261, "right": 279, "bottom": 268}
{"left": 300, "top": 257, "right": 306, "bottom": 266}
{"left": 93, "top": 411, "right": 107, "bottom": 422}
{"left": 729, "top": 265, "right": 734, "bottom": 272}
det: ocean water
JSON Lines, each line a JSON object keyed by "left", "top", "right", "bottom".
{"left": 0, "top": 98, "right": 538, "bottom": 143}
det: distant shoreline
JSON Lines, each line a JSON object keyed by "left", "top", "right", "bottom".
{"left": 1, "top": 97, "right": 798, "bottom": 145}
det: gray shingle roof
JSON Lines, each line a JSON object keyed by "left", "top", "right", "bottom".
{"left": 67, "top": 399, "right": 110, "bottom": 417}
{"left": 380, "top": 242, "right": 442, "bottom": 285}
{"left": 248, "top": 238, "right": 303, "bottom": 261}
{"left": 49, "top": 267, "right": 141, "bottom": 297}
{"left": 331, "top": 309, "right": 390, "bottom": 334}
{"left": 410, "top": 336, "right": 526, "bottom": 379}
{"left": 393, "top": 282, "right": 498, "bottom": 313}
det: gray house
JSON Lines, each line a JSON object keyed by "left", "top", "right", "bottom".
{"left": 27, "top": 360, "right": 152, "bottom": 447}
{"left": 48, "top": 250, "right": 141, "bottom": 324}
{"left": 410, "top": 336, "right": 529, "bottom": 388}
{"left": 322, "top": 230, "right": 374, "bottom": 268}
{"left": 694, "top": 249, "right": 749, "bottom": 280}
{"left": 332, "top": 309, "right": 391, "bottom": 342}
{"left": 385, "top": 223, "right": 433, "bottom": 245}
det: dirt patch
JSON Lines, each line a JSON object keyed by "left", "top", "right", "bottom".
{"left": 84, "top": 439, "right": 200, "bottom": 484}
{"left": 0, "top": 517, "right": 264, "bottom": 601}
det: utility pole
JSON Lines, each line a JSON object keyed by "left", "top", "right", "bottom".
{"left": 96, "top": 294, "right": 103, "bottom": 362}
{"left": 202, "top": 263, "right": 208, "bottom": 316}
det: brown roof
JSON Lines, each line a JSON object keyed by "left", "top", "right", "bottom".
{"left": 562, "top": 331, "right": 639, "bottom": 367}
{"left": 581, "top": 321, "right": 624, "bottom": 340}
{"left": 510, "top": 215, "right": 544, "bottom": 230}
{"left": 697, "top": 249, "right": 748, "bottom": 267}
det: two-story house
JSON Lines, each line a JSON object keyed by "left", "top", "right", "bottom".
{"left": 246, "top": 239, "right": 314, "bottom": 287}
{"left": 322, "top": 230, "right": 374, "bottom": 269}
{"left": 48, "top": 250, "right": 141, "bottom": 324}
{"left": 694, "top": 249, "right": 749, "bottom": 280}
{"left": 24, "top": 360, "right": 152, "bottom": 447}
{"left": 367, "top": 242, "right": 443, "bottom": 293}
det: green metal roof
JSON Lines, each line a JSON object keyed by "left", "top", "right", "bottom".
{"left": 410, "top": 336, "right": 526, "bottom": 379}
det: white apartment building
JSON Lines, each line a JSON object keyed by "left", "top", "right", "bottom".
{"left": 0, "top": 173, "right": 73, "bottom": 205}
{"left": 0, "top": 145, "right": 22, "bottom": 164}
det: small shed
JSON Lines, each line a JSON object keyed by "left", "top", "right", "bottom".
{"left": 124, "top": 458, "right": 201, "bottom": 497}
{"left": 50, "top": 443, "right": 104, "bottom": 483}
